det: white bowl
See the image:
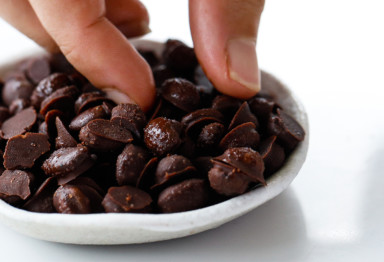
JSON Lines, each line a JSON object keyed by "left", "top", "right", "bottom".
{"left": 0, "top": 40, "right": 309, "bottom": 245}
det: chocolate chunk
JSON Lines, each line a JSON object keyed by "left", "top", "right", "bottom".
{"left": 214, "top": 147, "right": 265, "bottom": 185}
{"left": 197, "top": 122, "right": 225, "bottom": 150}
{"left": 53, "top": 185, "right": 92, "bottom": 214}
{"left": 248, "top": 96, "right": 277, "bottom": 123}
{"left": 154, "top": 155, "right": 196, "bottom": 186}
{"left": 74, "top": 92, "right": 113, "bottom": 114}
{"left": 4, "top": 133, "right": 50, "bottom": 169}
{"left": 31, "top": 73, "right": 72, "bottom": 109}
{"left": 152, "top": 64, "right": 175, "bottom": 87}
{"left": 267, "top": 108, "right": 305, "bottom": 151}
{"left": 144, "top": 117, "right": 182, "bottom": 156}
{"left": 181, "top": 108, "right": 224, "bottom": 137}
{"left": 259, "top": 136, "right": 286, "bottom": 176}
{"left": 40, "top": 85, "right": 79, "bottom": 115}
{"left": 102, "top": 185, "right": 152, "bottom": 213}
{"left": 69, "top": 104, "right": 109, "bottom": 131}
{"left": 157, "top": 179, "right": 209, "bottom": 213}
{"left": 208, "top": 161, "right": 251, "bottom": 196}
{"left": 55, "top": 117, "right": 77, "bottom": 149}
{"left": 79, "top": 119, "right": 133, "bottom": 151}
{"left": 228, "top": 102, "right": 259, "bottom": 130}
{"left": 212, "top": 95, "right": 242, "bottom": 116}
{"left": 0, "top": 107, "right": 37, "bottom": 139}
{"left": 9, "top": 98, "right": 30, "bottom": 115}
{"left": 116, "top": 144, "right": 150, "bottom": 186}
{"left": 219, "top": 122, "right": 260, "bottom": 150}
{"left": 0, "top": 170, "right": 35, "bottom": 204}
{"left": 161, "top": 78, "right": 200, "bottom": 112}
{"left": 162, "top": 39, "right": 198, "bottom": 75}
{"left": 23, "top": 177, "right": 57, "bottom": 213}
{"left": 44, "top": 109, "right": 66, "bottom": 139}
{"left": 42, "top": 146, "right": 95, "bottom": 185}
{"left": 21, "top": 57, "right": 51, "bottom": 84}
{"left": 2, "top": 78, "right": 34, "bottom": 106}
{"left": 111, "top": 103, "right": 146, "bottom": 138}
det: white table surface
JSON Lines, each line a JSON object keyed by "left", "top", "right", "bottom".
{"left": 0, "top": 0, "right": 383, "bottom": 261}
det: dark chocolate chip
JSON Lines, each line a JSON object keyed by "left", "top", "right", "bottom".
{"left": 2, "top": 78, "right": 34, "bottom": 106}
{"left": 138, "top": 48, "right": 159, "bottom": 67}
{"left": 39, "top": 85, "right": 79, "bottom": 115}
{"left": 136, "top": 157, "right": 158, "bottom": 191}
{"left": 102, "top": 185, "right": 152, "bottom": 213}
{"left": 44, "top": 109, "right": 66, "bottom": 139}
{"left": 181, "top": 108, "right": 224, "bottom": 137}
{"left": 154, "top": 154, "right": 196, "bottom": 186}
{"left": 111, "top": 103, "right": 146, "bottom": 138}
{"left": 9, "top": 98, "right": 30, "bottom": 115}
{"left": 79, "top": 119, "right": 133, "bottom": 151}
{"left": 31, "top": 73, "right": 72, "bottom": 109}
{"left": 152, "top": 64, "right": 175, "bottom": 87}
{"left": 228, "top": 102, "right": 259, "bottom": 130}
{"left": 69, "top": 104, "right": 109, "bottom": 132}
{"left": 116, "top": 144, "right": 150, "bottom": 186}
{"left": 74, "top": 92, "right": 113, "bottom": 114}
{"left": 259, "top": 136, "right": 286, "bottom": 176}
{"left": 248, "top": 96, "right": 277, "bottom": 123}
{"left": 194, "top": 65, "right": 214, "bottom": 93}
{"left": 267, "top": 108, "right": 305, "bottom": 151}
{"left": 42, "top": 146, "right": 95, "bottom": 185}
{"left": 162, "top": 39, "right": 198, "bottom": 75}
{"left": 197, "top": 122, "right": 225, "bottom": 150}
{"left": 49, "top": 53, "right": 75, "bottom": 74}
{"left": 21, "top": 57, "right": 51, "bottom": 84}
{"left": 208, "top": 161, "right": 251, "bottom": 196}
{"left": 55, "top": 117, "right": 77, "bottom": 149}
{"left": 23, "top": 177, "right": 57, "bottom": 213}
{"left": 0, "top": 107, "right": 37, "bottom": 139}
{"left": 144, "top": 117, "right": 182, "bottom": 156}
{"left": 211, "top": 95, "right": 242, "bottom": 116}
{"left": 0, "top": 170, "right": 35, "bottom": 205}
{"left": 157, "top": 179, "right": 209, "bottom": 213}
{"left": 219, "top": 122, "right": 260, "bottom": 151}
{"left": 4, "top": 132, "right": 50, "bottom": 170}
{"left": 214, "top": 147, "right": 265, "bottom": 185}
{"left": 161, "top": 78, "right": 200, "bottom": 112}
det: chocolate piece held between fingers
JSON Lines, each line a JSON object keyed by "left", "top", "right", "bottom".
{"left": 111, "top": 103, "right": 147, "bottom": 138}
{"left": 4, "top": 132, "right": 50, "bottom": 169}
{"left": 161, "top": 78, "right": 200, "bottom": 112}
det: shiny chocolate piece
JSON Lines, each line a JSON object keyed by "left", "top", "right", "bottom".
{"left": 116, "top": 144, "right": 150, "bottom": 186}
{"left": 42, "top": 146, "right": 95, "bottom": 185}
{"left": 161, "top": 78, "right": 200, "bottom": 112}
{"left": 154, "top": 155, "right": 196, "bottom": 186}
{"left": 248, "top": 96, "right": 277, "bottom": 123}
{"left": 267, "top": 108, "right": 305, "bottom": 152}
{"left": 219, "top": 122, "right": 260, "bottom": 151}
{"left": 181, "top": 108, "right": 224, "bottom": 137}
{"left": 208, "top": 161, "right": 251, "bottom": 196}
{"left": 259, "top": 136, "right": 286, "bottom": 176}
{"left": 39, "top": 85, "right": 79, "bottom": 115}
{"left": 197, "top": 122, "right": 225, "bottom": 150}
{"left": 79, "top": 119, "right": 133, "bottom": 151}
{"left": 0, "top": 107, "right": 37, "bottom": 139}
{"left": 211, "top": 95, "right": 242, "bottom": 116}
{"left": 0, "top": 170, "right": 35, "bottom": 205}
{"left": 44, "top": 109, "right": 65, "bottom": 139}
{"left": 157, "top": 179, "right": 209, "bottom": 213}
{"left": 102, "top": 185, "right": 152, "bottom": 213}
{"left": 74, "top": 92, "right": 113, "bottom": 114}
{"left": 23, "top": 177, "right": 57, "bottom": 213}
{"left": 111, "top": 103, "right": 146, "bottom": 138}
{"left": 214, "top": 147, "right": 265, "bottom": 185}
{"left": 53, "top": 184, "right": 103, "bottom": 214}
{"left": 144, "top": 117, "right": 182, "bottom": 156}
{"left": 31, "top": 73, "right": 72, "bottom": 109}
{"left": 2, "top": 78, "right": 34, "bottom": 106}
{"left": 55, "top": 117, "right": 77, "bottom": 149}
{"left": 69, "top": 104, "right": 109, "bottom": 131}
{"left": 228, "top": 102, "right": 259, "bottom": 130}
{"left": 9, "top": 98, "right": 30, "bottom": 115}
{"left": 162, "top": 39, "right": 198, "bottom": 75}
{"left": 4, "top": 132, "right": 50, "bottom": 169}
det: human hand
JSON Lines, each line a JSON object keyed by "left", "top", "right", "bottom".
{"left": 0, "top": 0, "right": 264, "bottom": 111}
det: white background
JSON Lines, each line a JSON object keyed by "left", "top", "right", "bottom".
{"left": 1, "top": 0, "right": 384, "bottom": 261}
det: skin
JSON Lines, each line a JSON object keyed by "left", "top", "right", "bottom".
{"left": 0, "top": 0, "right": 265, "bottom": 112}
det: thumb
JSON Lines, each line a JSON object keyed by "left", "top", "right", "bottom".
{"left": 189, "top": 0, "right": 265, "bottom": 99}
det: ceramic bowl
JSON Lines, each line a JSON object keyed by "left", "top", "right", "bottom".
{"left": 0, "top": 40, "right": 309, "bottom": 245}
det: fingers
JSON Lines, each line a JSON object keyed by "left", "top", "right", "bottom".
{"left": 189, "top": 0, "right": 265, "bottom": 99}
{"left": 28, "top": 0, "right": 155, "bottom": 111}
{"left": 0, "top": 0, "right": 57, "bottom": 51}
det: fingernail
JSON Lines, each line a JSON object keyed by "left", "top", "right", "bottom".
{"left": 103, "top": 87, "right": 136, "bottom": 105}
{"left": 226, "top": 38, "right": 260, "bottom": 92}
{"left": 117, "top": 20, "right": 151, "bottom": 37}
